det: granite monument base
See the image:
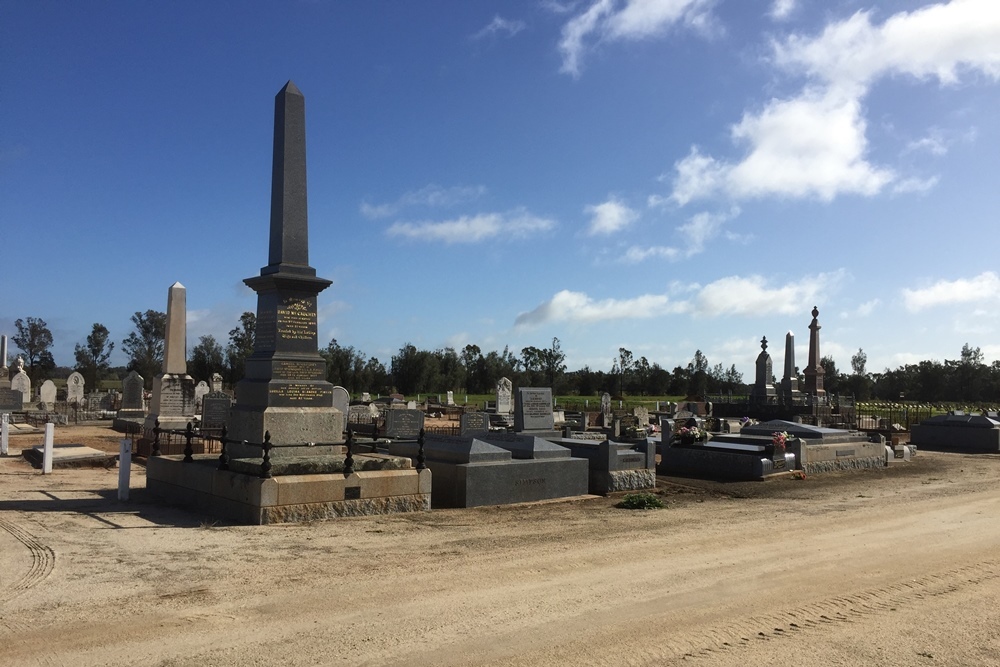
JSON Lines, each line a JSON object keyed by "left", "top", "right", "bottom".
{"left": 146, "top": 454, "right": 430, "bottom": 525}
{"left": 739, "top": 420, "right": 887, "bottom": 474}
{"left": 910, "top": 414, "right": 1000, "bottom": 452}
{"left": 389, "top": 435, "right": 589, "bottom": 508}
{"left": 224, "top": 406, "right": 346, "bottom": 458}
{"left": 550, "top": 438, "right": 656, "bottom": 495}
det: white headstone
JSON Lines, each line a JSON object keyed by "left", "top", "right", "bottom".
{"left": 118, "top": 439, "right": 132, "bottom": 501}
{"left": 210, "top": 372, "right": 223, "bottom": 393}
{"left": 10, "top": 356, "right": 30, "bottom": 405}
{"left": 194, "top": 381, "right": 209, "bottom": 409}
{"left": 331, "top": 386, "right": 350, "bottom": 416}
{"left": 66, "top": 371, "right": 85, "bottom": 404}
{"left": 40, "top": 380, "right": 57, "bottom": 407}
{"left": 496, "top": 377, "right": 513, "bottom": 414}
{"left": 446, "top": 391, "right": 455, "bottom": 406}
{"left": 1, "top": 413, "right": 8, "bottom": 456}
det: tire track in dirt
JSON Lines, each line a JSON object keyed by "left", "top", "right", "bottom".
{"left": 0, "top": 517, "right": 55, "bottom": 603}
{"left": 663, "top": 560, "right": 1000, "bottom": 661}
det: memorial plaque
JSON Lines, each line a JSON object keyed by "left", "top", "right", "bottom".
{"left": 348, "top": 404, "right": 372, "bottom": 424}
{"left": 514, "top": 387, "right": 554, "bottom": 432}
{"left": 385, "top": 409, "right": 424, "bottom": 439}
{"left": 460, "top": 412, "right": 490, "bottom": 436}
{"left": 344, "top": 486, "right": 361, "bottom": 500}
{"left": 201, "top": 391, "right": 232, "bottom": 429}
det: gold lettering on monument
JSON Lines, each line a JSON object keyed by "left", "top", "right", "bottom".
{"left": 273, "top": 360, "right": 323, "bottom": 381}
{"left": 276, "top": 297, "right": 316, "bottom": 342}
{"left": 268, "top": 384, "right": 330, "bottom": 402}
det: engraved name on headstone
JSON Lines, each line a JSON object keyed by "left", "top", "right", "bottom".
{"left": 384, "top": 409, "right": 424, "bottom": 439}
{"left": 514, "top": 387, "right": 554, "bottom": 432}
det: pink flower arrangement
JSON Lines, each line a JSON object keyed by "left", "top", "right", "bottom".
{"left": 772, "top": 431, "right": 789, "bottom": 451}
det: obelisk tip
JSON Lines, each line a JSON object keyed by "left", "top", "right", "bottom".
{"left": 279, "top": 80, "right": 302, "bottom": 97}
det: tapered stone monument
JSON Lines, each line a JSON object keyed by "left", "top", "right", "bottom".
{"left": 144, "top": 282, "right": 197, "bottom": 431}
{"left": 0, "top": 335, "right": 9, "bottom": 389}
{"left": 803, "top": 306, "right": 826, "bottom": 397}
{"left": 226, "top": 81, "right": 345, "bottom": 457}
{"left": 750, "top": 336, "right": 776, "bottom": 402}
{"left": 780, "top": 331, "right": 802, "bottom": 405}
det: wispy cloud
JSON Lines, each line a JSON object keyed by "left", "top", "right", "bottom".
{"left": 902, "top": 271, "right": 1000, "bottom": 312}
{"left": 515, "top": 290, "right": 686, "bottom": 327}
{"left": 471, "top": 15, "right": 526, "bottom": 40}
{"left": 386, "top": 209, "right": 555, "bottom": 244}
{"left": 839, "top": 298, "right": 881, "bottom": 319}
{"left": 585, "top": 196, "right": 639, "bottom": 235}
{"left": 361, "top": 184, "right": 487, "bottom": 219}
{"left": 558, "top": 0, "right": 717, "bottom": 77}
{"left": 515, "top": 271, "right": 843, "bottom": 327}
{"left": 769, "top": 0, "right": 796, "bottom": 21}
{"left": 669, "top": 0, "right": 1000, "bottom": 206}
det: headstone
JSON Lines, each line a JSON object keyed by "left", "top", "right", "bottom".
{"left": 803, "top": 306, "right": 826, "bottom": 396}
{"left": 347, "top": 404, "right": 372, "bottom": 424}
{"left": 66, "top": 371, "right": 85, "bottom": 405}
{"left": 384, "top": 409, "right": 424, "bottom": 439}
{"left": 496, "top": 377, "right": 513, "bottom": 414}
{"left": 42, "top": 423, "right": 54, "bottom": 474}
{"left": 121, "top": 371, "right": 144, "bottom": 410}
{"left": 751, "top": 336, "right": 776, "bottom": 401}
{"left": 659, "top": 416, "right": 673, "bottom": 444}
{"left": 331, "top": 386, "right": 350, "bottom": 417}
{"left": 10, "top": 365, "right": 30, "bottom": 407}
{"left": 210, "top": 372, "right": 223, "bottom": 393}
{"left": 513, "top": 387, "right": 555, "bottom": 433}
{"left": 194, "top": 381, "right": 210, "bottom": 409}
{"left": 0, "top": 387, "right": 22, "bottom": 412}
{"left": 406, "top": 400, "right": 417, "bottom": 409}
{"left": 600, "top": 392, "right": 612, "bottom": 426}
{"left": 460, "top": 411, "right": 490, "bottom": 436}
{"left": 446, "top": 391, "right": 455, "bottom": 406}
{"left": 361, "top": 391, "right": 371, "bottom": 402}
{"left": 39, "top": 380, "right": 56, "bottom": 407}
{"left": 225, "top": 81, "right": 344, "bottom": 457}
{"left": 0, "top": 412, "right": 8, "bottom": 456}
{"left": 633, "top": 405, "right": 649, "bottom": 426}
{"left": 199, "top": 391, "right": 232, "bottom": 430}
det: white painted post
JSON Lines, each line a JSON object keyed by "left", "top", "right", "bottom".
{"left": 118, "top": 439, "right": 131, "bottom": 501}
{"left": 1, "top": 413, "right": 8, "bottom": 456}
{"left": 42, "top": 422, "right": 54, "bottom": 474}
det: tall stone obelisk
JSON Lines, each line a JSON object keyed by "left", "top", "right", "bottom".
{"left": 226, "top": 81, "right": 344, "bottom": 457}
{"left": 145, "top": 282, "right": 196, "bottom": 430}
{"left": 803, "top": 306, "right": 826, "bottom": 397}
{"left": 0, "top": 335, "right": 9, "bottom": 389}
{"left": 780, "top": 331, "right": 801, "bottom": 405}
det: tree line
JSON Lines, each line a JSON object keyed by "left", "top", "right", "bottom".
{"left": 13, "top": 313, "right": 1000, "bottom": 403}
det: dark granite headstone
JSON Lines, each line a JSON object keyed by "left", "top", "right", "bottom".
{"left": 385, "top": 409, "right": 424, "bottom": 439}
{"left": 460, "top": 411, "right": 490, "bottom": 436}
{"left": 121, "top": 371, "right": 144, "bottom": 410}
{"left": 0, "top": 387, "right": 23, "bottom": 411}
{"left": 201, "top": 391, "right": 232, "bottom": 430}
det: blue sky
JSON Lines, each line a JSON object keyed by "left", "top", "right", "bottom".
{"left": 3, "top": 0, "right": 1000, "bottom": 382}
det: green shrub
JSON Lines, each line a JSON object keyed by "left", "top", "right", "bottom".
{"left": 617, "top": 492, "right": 665, "bottom": 510}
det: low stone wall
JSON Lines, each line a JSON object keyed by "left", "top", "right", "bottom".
{"left": 799, "top": 440, "right": 886, "bottom": 474}
{"left": 600, "top": 469, "right": 656, "bottom": 494}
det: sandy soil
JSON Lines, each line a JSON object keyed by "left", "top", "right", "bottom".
{"left": 2, "top": 425, "right": 1000, "bottom": 666}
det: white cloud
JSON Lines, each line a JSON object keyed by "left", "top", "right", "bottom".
{"left": 558, "top": 0, "right": 717, "bottom": 77}
{"left": 514, "top": 270, "right": 843, "bottom": 326}
{"left": 905, "top": 132, "right": 948, "bottom": 156}
{"left": 902, "top": 271, "right": 1000, "bottom": 312}
{"left": 585, "top": 197, "right": 639, "bottom": 235}
{"left": 515, "top": 289, "right": 686, "bottom": 327}
{"left": 361, "top": 184, "right": 487, "bottom": 219}
{"left": 769, "top": 0, "right": 796, "bottom": 21}
{"left": 386, "top": 209, "right": 555, "bottom": 244}
{"left": 692, "top": 271, "right": 845, "bottom": 317}
{"left": 624, "top": 245, "right": 680, "bottom": 262}
{"left": 839, "top": 298, "right": 880, "bottom": 319}
{"left": 472, "top": 15, "right": 526, "bottom": 40}
{"left": 772, "top": 0, "right": 1000, "bottom": 88}
{"left": 891, "top": 175, "right": 939, "bottom": 195}
{"left": 671, "top": 87, "right": 894, "bottom": 204}
{"left": 677, "top": 206, "right": 739, "bottom": 256}
{"left": 670, "top": 1, "right": 1000, "bottom": 206}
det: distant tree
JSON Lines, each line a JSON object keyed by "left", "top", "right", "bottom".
{"left": 225, "top": 312, "right": 256, "bottom": 384}
{"left": 12, "top": 317, "right": 56, "bottom": 383}
{"left": 189, "top": 335, "right": 225, "bottom": 383}
{"left": 847, "top": 348, "right": 871, "bottom": 400}
{"left": 687, "top": 350, "right": 709, "bottom": 397}
{"left": 612, "top": 347, "right": 634, "bottom": 396}
{"left": 74, "top": 323, "right": 114, "bottom": 389}
{"left": 851, "top": 348, "right": 867, "bottom": 376}
{"left": 122, "top": 310, "right": 166, "bottom": 387}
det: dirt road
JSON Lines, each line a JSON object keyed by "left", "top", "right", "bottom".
{"left": 1, "top": 426, "right": 999, "bottom": 666}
